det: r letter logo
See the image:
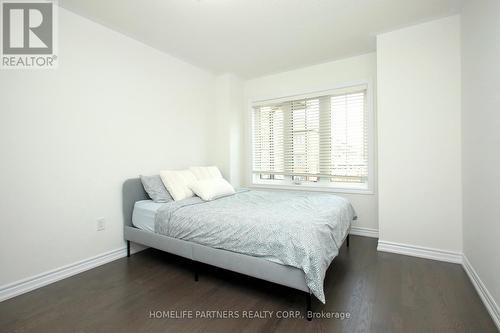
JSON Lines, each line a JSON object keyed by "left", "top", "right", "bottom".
{"left": 1, "top": 0, "right": 57, "bottom": 68}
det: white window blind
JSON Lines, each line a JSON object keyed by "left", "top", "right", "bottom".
{"left": 252, "top": 85, "right": 369, "bottom": 189}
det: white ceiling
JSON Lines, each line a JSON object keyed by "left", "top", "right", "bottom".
{"left": 60, "top": 0, "right": 462, "bottom": 78}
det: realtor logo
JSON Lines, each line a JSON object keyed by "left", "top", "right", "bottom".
{"left": 1, "top": 0, "right": 57, "bottom": 68}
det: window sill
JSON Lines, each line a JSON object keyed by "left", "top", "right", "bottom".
{"left": 248, "top": 183, "right": 375, "bottom": 195}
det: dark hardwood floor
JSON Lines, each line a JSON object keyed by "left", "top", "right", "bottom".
{"left": 0, "top": 236, "right": 496, "bottom": 333}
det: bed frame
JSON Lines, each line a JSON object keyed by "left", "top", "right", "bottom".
{"left": 122, "top": 178, "right": 350, "bottom": 320}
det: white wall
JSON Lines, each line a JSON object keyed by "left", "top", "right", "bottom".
{"left": 461, "top": 0, "right": 500, "bottom": 320}
{"left": 244, "top": 53, "right": 378, "bottom": 232}
{"left": 377, "top": 16, "right": 462, "bottom": 252}
{"left": 212, "top": 73, "right": 244, "bottom": 187}
{"left": 0, "top": 8, "right": 215, "bottom": 286}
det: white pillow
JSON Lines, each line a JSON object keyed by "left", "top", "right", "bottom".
{"left": 159, "top": 169, "right": 197, "bottom": 201}
{"left": 189, "top": 166, "right": 222, "bottom": 180}
{"left": 189, "top": 178, "right": 235, "bottom": 201}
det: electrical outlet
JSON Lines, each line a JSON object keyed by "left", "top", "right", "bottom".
{"left": 97, "top": 218, "right": 105, "bottom": 231}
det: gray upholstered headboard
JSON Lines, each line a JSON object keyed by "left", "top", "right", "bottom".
{"left": 122, "top": 178, "right": 149, "bottom": 227}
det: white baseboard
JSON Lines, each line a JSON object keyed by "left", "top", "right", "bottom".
{"left": 350, "top": 226, "right": 379, "bottom": 238}
{"left": 377, "top": 240, "right": 463, "bottom": 264}
{"left": 462, "top": 255, "right": 500, "bottom": 330}
{"left": 0, "top": 245, "right": 141, "bottom": 302}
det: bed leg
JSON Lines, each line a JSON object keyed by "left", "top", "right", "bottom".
{"left": 127, "top": 241, "right": 130, "bottom": 257}
{"left": 194, "top": 261, "right": 199, "bottom": 282}
{"left": 346, "top": 234, "right": 350, "bottom": 248}
{"left": 306, "top": 292, "right": 312, "bottom": 321}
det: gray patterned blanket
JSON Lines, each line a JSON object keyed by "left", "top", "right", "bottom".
{"left": 155, "top": 189, "right": 355, "bottom": 303}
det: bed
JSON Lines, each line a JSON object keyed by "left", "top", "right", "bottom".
{"left": 122, "top": 178, "right": 355, "bottom": 320}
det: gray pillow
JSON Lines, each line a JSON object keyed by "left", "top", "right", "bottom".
{"left": 140, "top": 175, "right": 173, "bottom": 203}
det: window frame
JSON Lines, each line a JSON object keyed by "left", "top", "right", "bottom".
{"left": 247, "top": 80, "right": 375, "bottom": 195}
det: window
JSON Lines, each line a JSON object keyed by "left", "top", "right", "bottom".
{"left": 251, "top": 84, "right": 371, "bottom": 191}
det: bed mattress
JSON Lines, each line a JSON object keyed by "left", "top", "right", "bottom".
{"left": 131, "top": 200, "right": 163, "bottom": 232}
